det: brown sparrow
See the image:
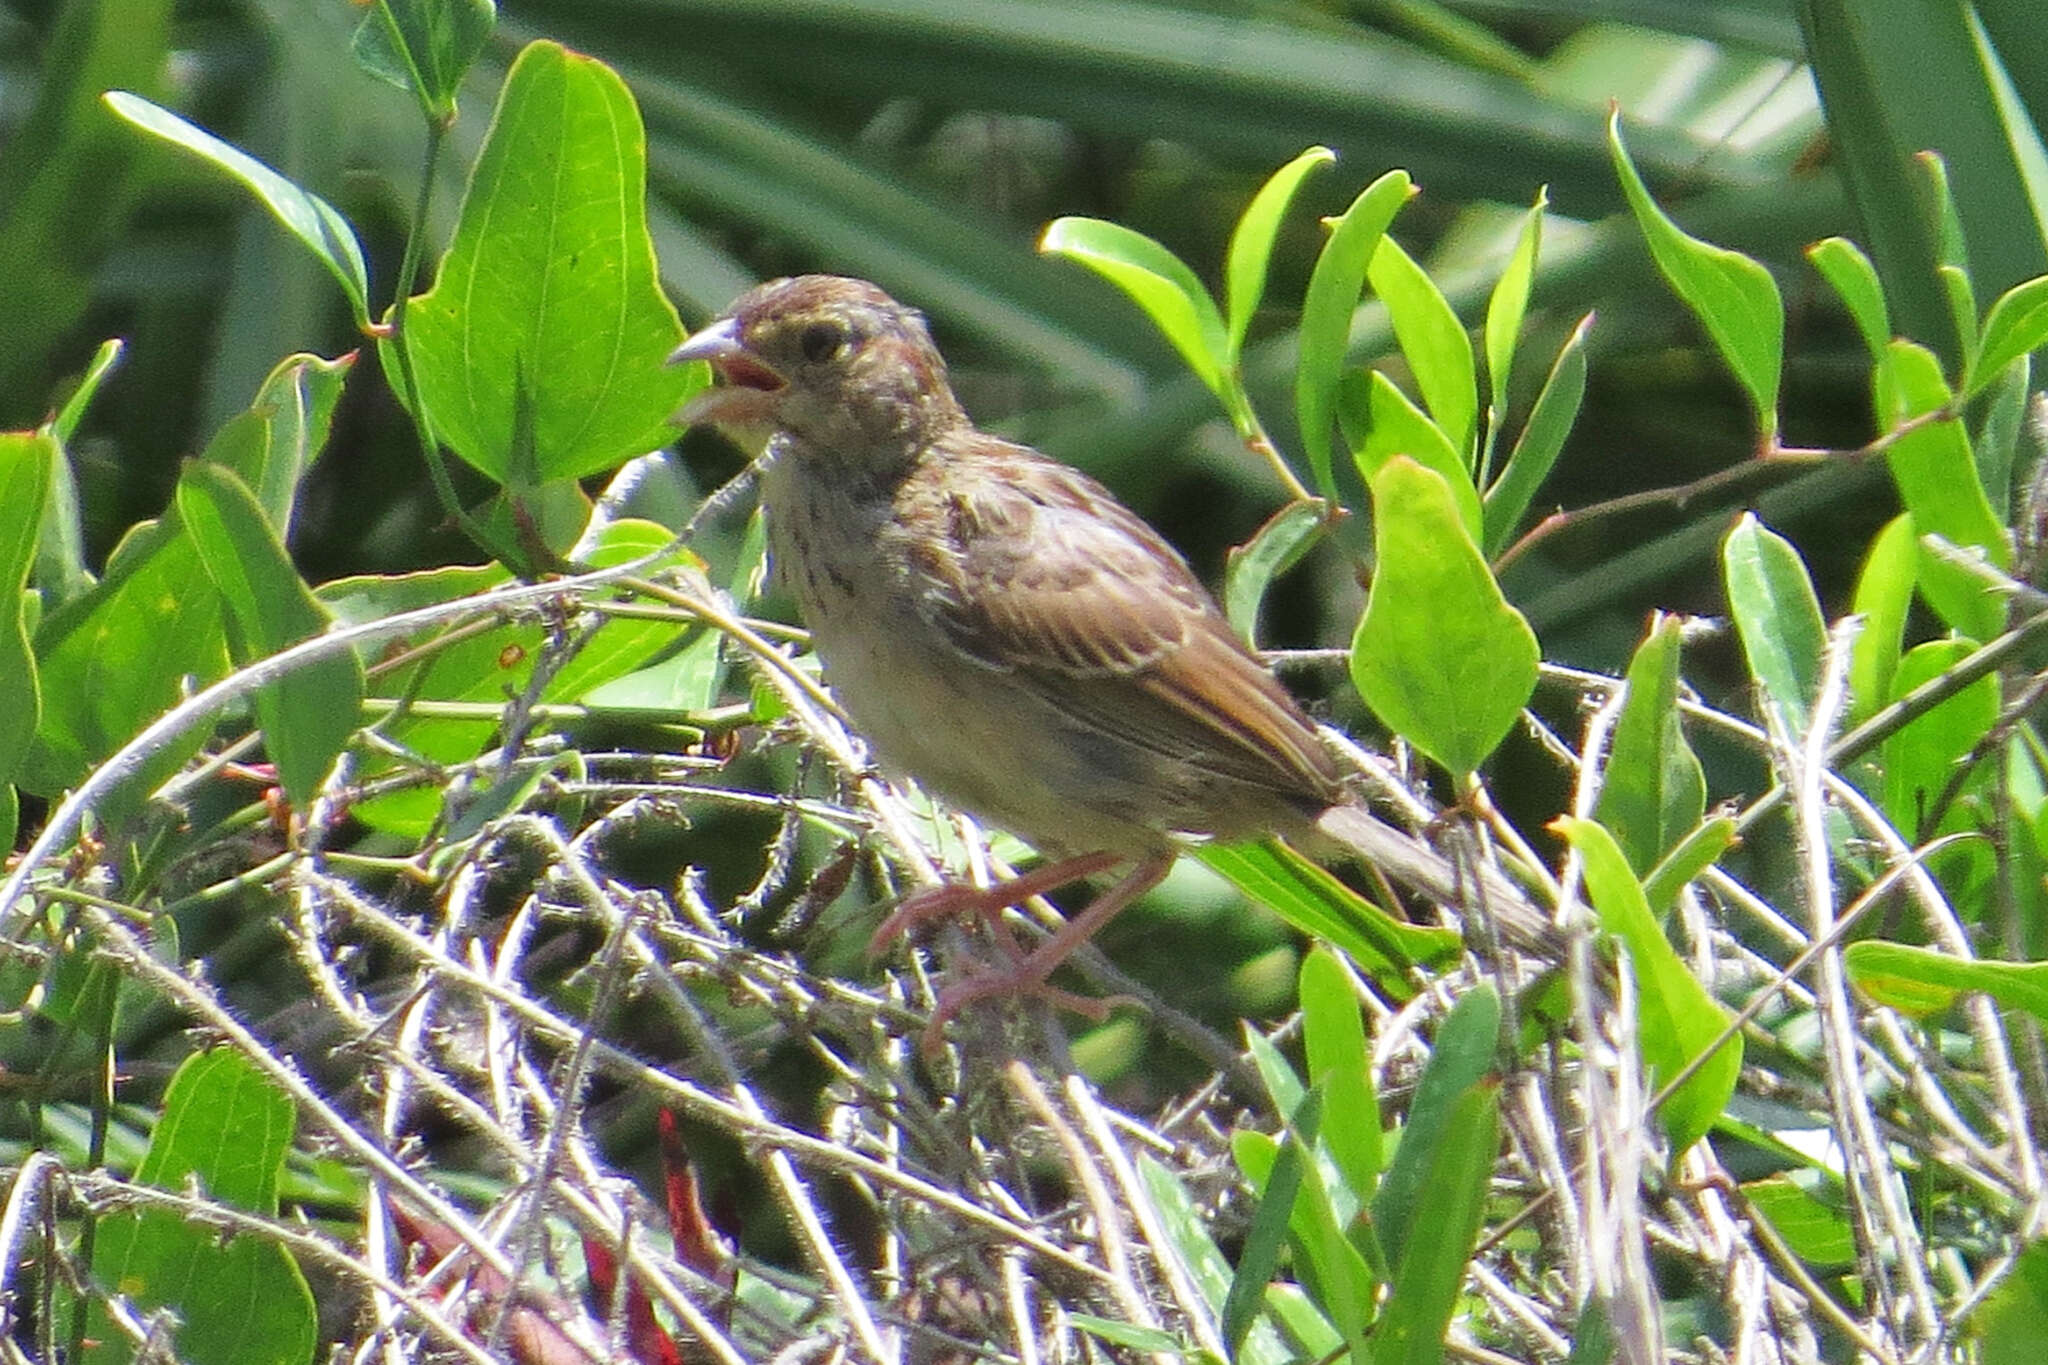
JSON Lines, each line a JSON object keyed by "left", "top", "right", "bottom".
{"left": 672, "top": 276, "right": 1538, "bottom": 1043}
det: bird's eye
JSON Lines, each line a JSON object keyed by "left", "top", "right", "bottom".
{"left": 799, "top": 321, "right": 849, "bottom": 364}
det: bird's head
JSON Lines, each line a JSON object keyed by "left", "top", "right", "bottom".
{"left": 670, "top": 275, "right": 965, "bottom": 459}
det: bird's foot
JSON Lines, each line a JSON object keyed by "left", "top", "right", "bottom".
{"left": 875, "top": 853, "right": 1175, "bottom": 1055}
{"left": 866, "top": 851, "right": 1122, "bottom": 959}
{"left": 920, "top": 963, "right": 1131, "bottom": 1056}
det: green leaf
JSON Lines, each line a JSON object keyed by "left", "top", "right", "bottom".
{"left": 397, "top": 41, "right": 692, "bottom": 483}
{"left": 1234, "top": 1095, "right": 1376, "bottom": 1359}
{"left": 135, "top": 1050, "right": 292, "bottom": 1202}
{"left": 579, "top": 628, "right": 725, "bottom": 715}
{"left": 1347, "top": 370, "right": 1483, "bottom": 543}
{"left": 1721, "top": 513, "right": 1824, "bottom": 740}
{"left": 1299, "top": 948, "right": 1368, "bottom": 1100}
{"left": 0, "top": 434, "right": 50, "bottom": 847}
{"left": 1805, "top": 236, "right": 1891, "bottom": 362}
{"left": 319, "top": 520, "right": 684, "bottom": 836}
{"left": 1974, "top": 275, "right": 2048, "bottom": 399}
{"left": 1482, "top": 188, "right": 1546, "bottom": 479}
{"left": 1847, "top": 514, "right": 1917, "bottom": 724}
{"left": 1874, "top": 339, "right": 2010, "bottom": 640}
{"left": 1742, "top": 1175, "right": 1856, "bottom": 1269}
{"left": 1847, "top": 940, "right": 2048, "bottom": 1020}
{"left": 33, "top": 415, "right": 94, "bottom": 608}
{"left": 1881, "top": 639, "right": 1999, "bottom": 838}
{"left": 583, "top": 509, "right": 762, "bottom": 715}
{"left": 1914, "top": 151, "right": 1980, "bottom": 384}
{"left": 1798, "top": 0, "right": 2048, "bottom": 369}
{"left": 1370, "top": 1077, "right": 1498, "bottom": 1365}
{"left": 1224, "top": 499, "right": 1325, "bottom": 645}
{"left": 1556, "top": 817, "right": 1742, "bottom": 1156}
{"left": 1609, "top": 110, "right": 1783, "bottom": 442}
{"left": 1198, "top": 840, "right": 1461, "bottom": 998}
{"left": 1352, "top": 457, "right": 1538, "bottom": 778}
{"left": 1042, "top": 215, "right": 1231, "bottom": 415}
{"left": 1568, "top": 1300, "right": 1616, "bottom": 1365}
{"left": 1223, "top": 1094, "right": 1313, "bottom": 1358}
{"left": 20, "top": 508, "right": 229, "bottom": 817}
{"left": 1640, "top": 817, "right": 1737, "bottom": 915}
{"left": 102, "top": 91, "right": 369, "bottom": 327}
{"left": 1482, "top": 312, "right": 1590, "bottom": 556}
{"left": 1295, "top": 170, "right": 1414, "bottom": 502}
{"left": 224, "top": 353, "right": 354, "bottom": 536}
{"left": 176, "top": 463, "right": 365, "bottom": 808}
{"left": 82, "top": 1049, "right": 315, "bottom": 1365}
{"left": 48, "top": 337, "right": 124, "bottom": 445}
{"left": 351, "top": 0, "right": 496, "bottom": 117}
{"left": 1300, "top": 948, "right": 1383, "bottom": 1197}
{"left": 1136, "top": 1155, "right": 1294, "bottom": 1365}
{"left": 1367, "top": 236, "right": 1478, "bottom": 457}
{"left": 0, "top": 435, "right": 50, "bottom": 772}
{"left": 317, "top": 561, "right": 504, "bottom": 834}
{"left": 1067, "top": 1317, "right": 1191, "bottom": 1355}
{"left": 1372, "top": 983, "right": 1498, "bottom": 1270}
{"left": 1244, "top": 1028, "right": 1307, "bottom": 1130}
{"left": 1225, "top": 146, "right": 1334, "bottom": 362}
{"left": 1263, "top": 1283, "right": 1347, "bottom": 1364}
{"left": 1593, "top": 614, "right": 1706, "bottom": 875}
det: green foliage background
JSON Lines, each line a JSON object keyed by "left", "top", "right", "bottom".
{"left": 1, "top": 0, "right": 1859, "bottom": 636}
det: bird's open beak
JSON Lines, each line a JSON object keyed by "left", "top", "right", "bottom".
{"left": 668, "top": 316, "right": 741, "bottom": 367}
{"left": 670, "top": 317, "right": 787, "bottom": 430}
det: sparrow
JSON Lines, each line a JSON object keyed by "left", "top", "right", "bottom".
{"left": 671, "top": 275, "right": 1541, "bottom": 1045}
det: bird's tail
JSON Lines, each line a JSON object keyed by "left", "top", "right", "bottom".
{"left": 1313, "top": 803, "right": 1559, "bottom": 959}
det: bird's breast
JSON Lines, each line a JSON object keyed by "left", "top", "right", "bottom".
{"left": 759, "top": 454, "right": 1171, "bottom": 855}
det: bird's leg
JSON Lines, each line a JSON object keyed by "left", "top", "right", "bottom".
{"left": 917, "top": 853, "right": 1175, "bottom": 1054}
{"left": 867, "top": 850, "right": 1122, "bottom": 958}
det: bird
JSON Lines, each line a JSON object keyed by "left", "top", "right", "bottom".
{"left": 670, "top": 275, "right": 1543, "bottom": 1047}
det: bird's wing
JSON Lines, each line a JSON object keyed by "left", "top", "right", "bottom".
{"left": 904, "top": 441, "right": 1344, "bottom": 802}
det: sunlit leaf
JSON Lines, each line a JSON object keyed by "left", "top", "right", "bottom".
{"left": 1557, "top": 817, "right": 1742, "bottom": 1156}
{"left": 177, "top": 463, "right": 364, "bottom": 807}
{"left": 1722, "top": 514, "right": 1824, "bottom": 740}
{"left": 1372, "top": 983, "right": 1498, "bottom": 1268}
{"left": 1353, "top": 457, "right": 1537, "bottom": 777}
{"left": 1847, "top": 940, "right": 2048, "bottom": 1019}
{"left": 79, "top": 1050, "right": 315, "bottom": 1365}
{"left": 1610, "top": 110, "right": 1783, "bottom": 441}
{"left": 1846, "top": 514, "right": 1916, "bottom": 723}
{"left": 104, "top": 91, "right": 369, "bottom": 326}
{"left": 1974, "top": 276, "right": 2048, "bottom": 398}
{"left": 1225, "top": 146, "right": 1334, "bottom": 361}
{"left": 1482, "top": 312, "right": 1590, "bottom": 556}
{"left": 1874, "top": 339, "right": 2009, "bottom": 640}
{"left": 1593, "top": 614, "right": 1706, "bottom": 875}
{"left": 1345, "top": 370, "right": 1482, "bottom": 542}
{"left": 1042, "top": 216, "right": 1231, "bottom": 413}
{"left": 1482, "top": 188, "right": 1546, "bottom": 479}
{"left": 1224, "top": 499, "right": 1326, "bottom": 645}
{"left": 1367, "top": 235, "right": 1478, "bottom": 457}
{"left": 1295, "top": 170, "right": 1414, "bottom": 502}
{"left": 1806, "top": 236, "right": 1890, "bottom": 362}
{"left": 352, "top": 0, "right": 496, "bottom": 116}
{"left": 397, "top": 41, "right": 691, "bottom": 483}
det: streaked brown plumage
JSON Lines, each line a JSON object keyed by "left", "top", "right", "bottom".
{"left": 671, "top": 276, "right": 1537, "bottom": 1044}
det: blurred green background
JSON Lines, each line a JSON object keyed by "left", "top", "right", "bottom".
{"left": 3, "top": 0, "right": 1881, "bottom": 660}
